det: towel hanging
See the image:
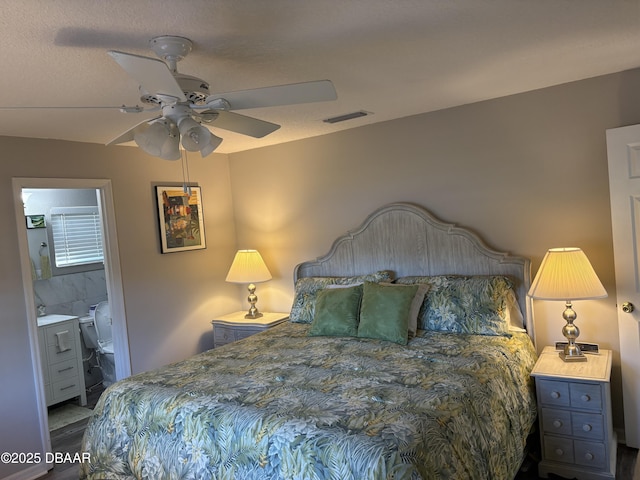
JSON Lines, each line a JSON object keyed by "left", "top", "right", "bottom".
{"left": 40, "top": 255, "right": 51, "bottom": 280}
{"left": 38, "top": 242, "right": 51, "bottom": 280}
{"left": 30, "top": 257, "right": 37, "bottom": 281}
{"left": 55, "top": 330, "right": 71, "bottom": 353}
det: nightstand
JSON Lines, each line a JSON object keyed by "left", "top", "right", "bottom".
{"left": 211, "top": 311, "right": 289, "bottom": 348}
{"left": 530, "top": 346, "right": 616, "bottom": 480}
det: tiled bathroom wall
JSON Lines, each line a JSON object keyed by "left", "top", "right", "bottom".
{"left": 33, "top": 269, "right": 108, "bottom": 317}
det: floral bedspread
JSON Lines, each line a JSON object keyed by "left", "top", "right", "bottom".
{"left": 80, "top": 323, "right": 537, "bottom": 480}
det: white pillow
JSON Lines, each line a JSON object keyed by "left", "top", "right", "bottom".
{"left": 504, "top": 289, "right": 525, "bottom": 330}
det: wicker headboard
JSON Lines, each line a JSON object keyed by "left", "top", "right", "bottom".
{"left": 294, "top": 202, "right": 535, "bottom": 342}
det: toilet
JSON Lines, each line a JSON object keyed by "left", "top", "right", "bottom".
{"left": 79, "top": 301, "right": 116, "bottom": 387}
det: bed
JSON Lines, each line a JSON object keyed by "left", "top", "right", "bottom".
{"left": 79, "top": 202, "right": 538, "bottom": 479}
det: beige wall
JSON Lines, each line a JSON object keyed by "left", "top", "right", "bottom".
{"left": 3, "top": 67, "right": 640, "bottom": 478}
{"left": 228, "top": 68, "right": 640, "bottom": 436}
{"left": 0, "top": 138, "right": 239, "bottom": 478}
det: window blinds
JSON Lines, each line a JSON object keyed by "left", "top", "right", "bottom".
{"left": 50, "top": 206, "right": 104, "bottom": 268}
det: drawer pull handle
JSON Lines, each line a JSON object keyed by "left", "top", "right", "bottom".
{"left": 582, "top": 424, "right": 592, "bottom": 432}
{"left": 57, "top": 366, "right": 74, "bottom": 373}
{"left": 553, "top": 420, "right": 563, "bottom": 428}
{"left": 581, "top": 394, "right": 591, "bottom": 402}
{"left": 550, "top": 391, "right": 561, "bottom": 399}
{"left": 555, "top": 448, "right": 564, "bottom": 456}
{"left": 60, "top": 384, "right": 76, "bottom": 391}
{"left": 584, "top": 452, "right": 594, "bottom": 461}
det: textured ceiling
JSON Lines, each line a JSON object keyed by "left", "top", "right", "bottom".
{"left": 1, "top": 1, "right": 640, "bottom": 154}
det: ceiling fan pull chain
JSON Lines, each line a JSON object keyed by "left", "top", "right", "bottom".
{"left": 181, "top": 149, "right": 192, "bottom": 196}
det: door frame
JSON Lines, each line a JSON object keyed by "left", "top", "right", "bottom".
{"left": 11, "top": 177, "right": 131, "bottom": 461}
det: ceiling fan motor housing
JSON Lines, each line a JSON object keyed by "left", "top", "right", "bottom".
{"left": 141, "top": 74, "right": 210, "bottom": 106}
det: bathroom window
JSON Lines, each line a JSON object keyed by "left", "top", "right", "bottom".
{"left": 50, "top": 206, "right": 104, "bottom": 268}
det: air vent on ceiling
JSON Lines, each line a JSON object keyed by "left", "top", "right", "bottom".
{"left": 323, "top": 110, "right": 370, "bottom": 124}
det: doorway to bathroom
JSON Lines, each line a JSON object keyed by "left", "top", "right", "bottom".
{"left": 12, "top": 177, "right": 131, "bottom": 462}
{"left": 24, "top": 187, "right": 113, "bottom": 391}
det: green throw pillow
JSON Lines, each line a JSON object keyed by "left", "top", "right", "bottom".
{"left": 289, "top": 270, "right": 395, "bottom": 324}
{"left": 308, "top": 284, "right": 363, "bottom": 337}
{"left": 357, "top": 281, "right": 419, "bottom": 345}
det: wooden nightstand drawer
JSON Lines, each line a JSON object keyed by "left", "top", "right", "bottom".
{"left": 233, "top": 327, "right": 262, "bottom": 341}
{"left": 538, "top": 379, "right": 570, "bottom": 407}
{"left": 541, "top": 408, "right": 604, "bottom": 441}
{"left": 541, "top": 408, "right": 572, "bottom": 435}
{"left": 543, "top": 435, "right": 574, "bottom": 464}
{"left": 569, "top": 382, "right": 602, "bottom": 411}
{"left": 574, "top": 440, "right": 607, "bottom": 469}
{"left": 537, "top": 379, "right": 603, "bottom": 411}
{"left": 214, "top": 325, "right": 237, "bottom": 345}
{"left": 572, "top": 412, "right": 604, "bottom": 440}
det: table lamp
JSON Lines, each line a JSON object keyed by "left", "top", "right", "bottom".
{"left": 528, "top": 247, "right": 607, "bottom": 362}
{"left": 226, "top": 249, "right": 272, "bottom": 319}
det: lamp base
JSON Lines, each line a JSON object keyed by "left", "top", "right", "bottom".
{"left": 244, "top": 283, "right": 263, "bottom": 319}
{"left": 559, "top": 351, "right": 587, "bottom": 362}
{"left": 559, "top": 301, "right": 587, "bottom": 362}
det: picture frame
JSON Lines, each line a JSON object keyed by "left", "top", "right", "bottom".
{"left": 155, "top": 186, "right": 206, "bottom": 253}
{"left": 26, "top": 214, "right": 46, "bottom": 229}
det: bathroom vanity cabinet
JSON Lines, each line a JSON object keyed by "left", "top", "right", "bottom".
{"left": 37, "top": 315, "right": 87, "bottom": 407}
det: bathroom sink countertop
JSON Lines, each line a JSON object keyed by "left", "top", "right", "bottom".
{"left": 37, "top": 314, "right": 78, "bottom": 327}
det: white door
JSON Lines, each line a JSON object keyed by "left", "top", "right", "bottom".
{"left": 606, "top": 124, "right": 640, "bottom": 448}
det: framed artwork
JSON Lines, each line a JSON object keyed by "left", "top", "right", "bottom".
{"left": 156, "top": 186, "right": 206, "bottom": 253}
{"left": 26, "top": 214, "right": 46, "bottom": 229}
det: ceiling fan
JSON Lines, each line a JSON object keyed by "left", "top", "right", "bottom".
{"left": 7, "top": 35, "right": 338, "bottom": 160}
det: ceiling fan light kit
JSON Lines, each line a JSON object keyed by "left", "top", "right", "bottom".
{"left": 177, "top": 116, "right": 212, "bottom": 152}
{"left": 133, "top": 118, "right": 181, "bottom": 160}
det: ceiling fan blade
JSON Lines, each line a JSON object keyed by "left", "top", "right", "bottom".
{"left": 204, "top": 80, "right": 337, "bottom": 111}
{"left": 207, "top": 110, "right": 280, "bottom": 138}
{"left": 0, "top": 105, "right": 146, "bottom": 112}
{"left": 106, "top": 116, "right": 160, "bottom": 146}
{"left": 108, "top": 50, "right": 187, "bottom": 102}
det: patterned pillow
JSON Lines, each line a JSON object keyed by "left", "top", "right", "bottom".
{"left": 290, "top": 270, "right": 394, "bottom": 323}
{"left": 395, "top": 275, "right": 514, "bottom": 336}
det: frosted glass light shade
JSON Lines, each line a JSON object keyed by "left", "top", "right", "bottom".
{"left": 134, "top": 119, "right": 181, "bottom": 160}
{"left": 225, "top": 250, "right": 272, "bottom": 284}
{"left": 134, "top": 121, "right": 170, "bottom": 156}
{"left": 178, "top": 116, "right": 212, "bottom": 152}
{"left": 199, "top": 132, "right": 223, "bottom": 157}
{"left": 528, "top": 247, "right": 607, "bottom": 301}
